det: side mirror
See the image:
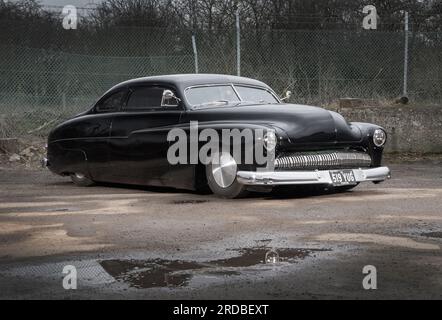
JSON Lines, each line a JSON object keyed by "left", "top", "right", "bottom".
{"left": 161, "top": 89, "right": 181, "bottom": 107}
{"left": 281, "top": 90, "right": 292, "bottom": 101}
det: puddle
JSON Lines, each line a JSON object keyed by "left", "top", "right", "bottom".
{"left": 214, "top": 248, "right": 310, "bottom": 267}
{"left": 100, "top": 259, "right": 203, "bottom": 288}
{"left": 171, "top": 200, "right": 209, "bottom": 205}
{"left": 421, "top": 232, "right": 442, "bottom": 239}
{"left": 204, "top": 270, "right": 241, "bottom": 276}
{"left": 100, "top": 247, "right": 320, "bottom": 289}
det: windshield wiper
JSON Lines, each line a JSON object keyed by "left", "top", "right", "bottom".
{"left": 230, "top": 100, "right": 268, "bottom": 107}
{"left": 193, "top": 100, "right": 272, "bottom": 109}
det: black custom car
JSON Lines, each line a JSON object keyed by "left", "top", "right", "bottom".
{"left": 44, "top": 74, "right": 390, "bottom": 198}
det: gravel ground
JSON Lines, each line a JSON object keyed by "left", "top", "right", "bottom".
{"left": 0, "top": 160, "right": 441, "bottom": 299}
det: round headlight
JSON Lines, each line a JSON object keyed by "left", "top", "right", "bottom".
{"left": 373, "top": 129, "right": 387, "bottom": 147}
{"left": 263, "top": 131, "right": 277, "bottom": 151}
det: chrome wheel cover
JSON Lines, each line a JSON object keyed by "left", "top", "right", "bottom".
{"left": 211, "top": 152, "right": 237, "bottom": 188}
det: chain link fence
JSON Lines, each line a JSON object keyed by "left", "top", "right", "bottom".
{"left": 0, "top": 21, "right": 441, "bottom": 138}
{"left": 252, "top": 30, "right": 440, "bottom": 103}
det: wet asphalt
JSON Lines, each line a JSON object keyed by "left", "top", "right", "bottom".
{"left": 0, "top": 161, "right": 441, "bottom": 299}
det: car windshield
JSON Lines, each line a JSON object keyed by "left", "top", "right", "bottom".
{"left": 235, "top": 85, "right": 279, "bottom": 104}
{"left": 185, "top": 84, "right": 279, "bottom": 108}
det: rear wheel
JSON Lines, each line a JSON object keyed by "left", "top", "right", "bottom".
{"left": 205, "top": 152, "right": 248, "bottom": 199}
{"left": 70, "top": 173, "right": 94, "bottom": 187}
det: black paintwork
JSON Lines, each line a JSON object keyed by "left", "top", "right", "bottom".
{"left": 47, "top": 74, "right": 386, "bottom": 190}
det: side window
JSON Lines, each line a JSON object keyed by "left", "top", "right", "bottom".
{"left": 96, "top": 90, "right": 126, "bottom": 113}
{"left": 126, "top": 86, "right": 170, "bottom": 110}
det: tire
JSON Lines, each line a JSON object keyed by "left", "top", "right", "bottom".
{"left": 70, "top": 173, "right": 95, "bottom": 187}
{"left": 205, "top": 152, "right": 248, "bottom": 199}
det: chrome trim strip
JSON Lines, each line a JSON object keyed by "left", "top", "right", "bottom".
{"left": 237, "top": 167, "right": 391, "bottom": 186}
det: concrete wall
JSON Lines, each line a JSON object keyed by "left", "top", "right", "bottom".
{"left": 327, "top": 105, "right": 442, "bottom": 154}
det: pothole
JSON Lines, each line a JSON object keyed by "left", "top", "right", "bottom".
{"left": 421, "top": 232, "right": 442, "bottom": 239}
{"left": 44, "top": 208, "right": 71, "bottom": 212}
{"left": 170, "top": 200, "right": 209, "bottom": 205}
{"left": 255, "top": 239, "right": 272, "bottom": 244}
{"left": 99, "top": 247, "right": 325, "bottom": 289}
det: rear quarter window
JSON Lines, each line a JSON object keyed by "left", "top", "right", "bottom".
{"left": 96, "top": 90, "right": 126, "bottom": 113}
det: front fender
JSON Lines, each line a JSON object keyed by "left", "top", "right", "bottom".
{"left": 351, "top": 122, "right": 387, "bottom": 166}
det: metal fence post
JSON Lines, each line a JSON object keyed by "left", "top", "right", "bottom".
{"left": 403, "top": 11, "right": 409, "bottom": 97}
{"left": 236, "top": 10, "right": 241, "bottom": 76}
{"left": 191, "top": 34, "right": 199, "bottom": 74}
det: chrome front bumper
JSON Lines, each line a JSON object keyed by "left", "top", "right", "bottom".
{"left": 237, "top": 166, "right": 391, "bottom": 186}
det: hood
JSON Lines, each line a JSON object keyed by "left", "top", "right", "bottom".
{"left": 187, "top": 103, "right": 362, "bottom": 145}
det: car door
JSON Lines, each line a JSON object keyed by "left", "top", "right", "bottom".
{"left": 83, "top": 88, "right": 128, "bottom": 182}
{"left": 107, "top": 84, "right": 183, "bottom": 186}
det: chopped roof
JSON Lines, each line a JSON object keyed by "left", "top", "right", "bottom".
{"left": 109, "top": 74, "right": 271, "bottom": 92}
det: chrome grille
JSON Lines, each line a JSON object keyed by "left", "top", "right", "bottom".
{"left": 275, "top": 150, "right": 372, "bottom": 170}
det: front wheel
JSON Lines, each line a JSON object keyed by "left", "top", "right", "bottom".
{"left": 205, "top": 152, "right": 248, "bottom": 199}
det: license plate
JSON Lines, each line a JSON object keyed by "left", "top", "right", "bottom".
{"left": 329, "top": 170, "right": 357, "bottom": 186}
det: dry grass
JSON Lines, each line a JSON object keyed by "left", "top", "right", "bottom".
{"left": 0, "top": 114, "right": 13, "bottom": 139}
